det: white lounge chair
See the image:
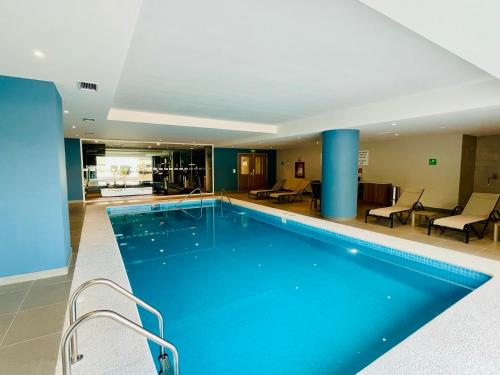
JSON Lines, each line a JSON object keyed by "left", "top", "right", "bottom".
{"left": 268, "top": 180, "right": 310, "bottom": 203}
{"left": 365, "top": 188, "right": 424, "bottom": 228}
{"left": 248, "top": 179, "right": 286, "bottom": 199}
{"left": 428, "top": 193, "right": 500, "bottom": 243}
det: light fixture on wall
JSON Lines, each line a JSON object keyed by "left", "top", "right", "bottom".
{"left": 72, "top": 125, "right": 76, "bottom": 129}
{"left": 392, "top": 122, "right": 397, "bottom": 126}
{"left": 64, "top": 110, "right": 69, "bottom": 114}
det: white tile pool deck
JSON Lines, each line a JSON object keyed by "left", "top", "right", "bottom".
{"left": 58, "top": 197, "right": 500, "bottom": 374}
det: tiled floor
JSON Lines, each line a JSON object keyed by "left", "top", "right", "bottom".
{"left": 0, "top": 203, "right": 85, "bottom": 375}
{"left": 1, "top": 194, "right": 498, "bottom": 374}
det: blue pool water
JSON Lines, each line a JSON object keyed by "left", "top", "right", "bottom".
{"left": 108, "top": 200, "right": 489, "bottom": 374}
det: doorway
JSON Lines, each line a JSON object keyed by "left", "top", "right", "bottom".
{"left": 237, "top": 153, "right": 268, "bottom": 192}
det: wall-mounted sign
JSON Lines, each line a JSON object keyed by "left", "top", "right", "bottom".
{"left": 429, "top": 158, "right": 437, "bottom": 166}
{"left": 358, "top": 150, "right": 369, "bottom": 166}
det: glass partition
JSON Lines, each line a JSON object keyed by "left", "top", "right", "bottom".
{"left": 82, "top": 141, "right": 212, "bottom": 200}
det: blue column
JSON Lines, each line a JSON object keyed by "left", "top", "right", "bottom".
{"left": 0, "top": 75, "right": 70, "bottom": 278}
{"left": 321, "top": 129, "right": 359, "bottom": 220}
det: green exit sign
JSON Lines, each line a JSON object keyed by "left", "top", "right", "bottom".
{"left": 429, "top": 158, "right": 437, "bottom": 166}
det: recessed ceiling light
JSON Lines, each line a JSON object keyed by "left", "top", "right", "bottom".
{"left": 64, "top": 110, "right": 69, "bottom": 114}
{"left": 148, "top": 146, "right": 152, "bottom": 149}
{"left": 156, "top": 142, "right": 160, "bottom": 146}
{"left": 75, "top": 134, "right": 80, "bottom": 137}
{"left": 394, "top": 133, "right": 399, "bottom": 136}
{"left": 33, "top": 49, "right": 45, "bottom": 59}
{"left": 94, "top": 140, "right": 99, "bottom": 143}
{"left": 440, "top": 126, "right": 447, "bottom": 129}
{"left": 392, "top": 122, "right": 397, "bottom": 126}
{"left": 72, "top": 125, "right": 76, "bottom": 129}
{"left": 298, "top": 136, "right": 302, "bottom": 139}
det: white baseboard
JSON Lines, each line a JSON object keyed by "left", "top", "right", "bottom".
{"left": 0, "top": 265, "right": 69, "bottom": 286}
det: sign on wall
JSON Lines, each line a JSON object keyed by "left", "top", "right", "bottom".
{"left": 429, "top": 158, "right": 437, "bottom": 166}
{"left": 358, "top": 150, "right": 369, "bottom": 166}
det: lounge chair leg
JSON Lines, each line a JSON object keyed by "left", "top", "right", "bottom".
{"left": 365, "top": 209, "right": 369, "bottom": 223}
{"left": 427, "top": 220, "right": 432, "bottom": 235}
{"left": 465, "top": 226, "right": 469, "bottom": 243}
{"left": 390, "top": 215, "right": 394, "bottom": 228}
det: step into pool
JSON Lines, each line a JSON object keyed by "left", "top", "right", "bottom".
{"left": 108, "top": 200, "right": 489, "bottom": 375}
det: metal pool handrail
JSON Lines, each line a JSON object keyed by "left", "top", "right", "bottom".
{"left": 69, "top": 278, "right": 165, "bottom": 364}
{"left": 220, "top": 189, "right": 233, "bottom": 216}
{"left": 61, "top": 310, "right": 179, "bottom": 375}
{"left": 177, "top": 187, "right": 203, "bottom": 207}
{"left": 177, "top": 187, "right": 204, "bottom": 219}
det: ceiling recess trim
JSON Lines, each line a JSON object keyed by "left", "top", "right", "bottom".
{"left": 107, "top": 108, "right": 278, "bottom": 133}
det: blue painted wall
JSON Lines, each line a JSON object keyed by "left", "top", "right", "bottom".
{"left": 214, "top": 148, "right": 276, "bottom": 191}
{"left": 0, "top": 75, "right": 71, "bottom": 278}
{"left": 321, "top": 129, "right": 359, "bottom": 219}
{"left": 64, "top": 138, "right": 83, "bottom": 201}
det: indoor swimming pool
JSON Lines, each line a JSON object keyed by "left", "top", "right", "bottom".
{"left": 108, "top": 200, "right": 490, "bottom": 374}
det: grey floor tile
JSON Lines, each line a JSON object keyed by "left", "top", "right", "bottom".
{"left": 0, "top": 314, "right": 15, "bottom": 343}
{"left": 0, "top": 332, "right": 60, "bottom": 375}
{"left": 3, "top": 302, "right": 66, "bottom": 345}
{"left": 32, "top": 269, "right": 74, "bottom": 287}
{"left": 21, "top": 281, "right": 71, "bottom": 310}
{"left": 0, "top": 281, "right": 33, "bottom": 295}
{"left": 0, "top": 290, "right": 28, "bottom": 316}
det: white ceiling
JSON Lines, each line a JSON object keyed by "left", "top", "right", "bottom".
{"left": 1, "top": 0, "right": 499, "bottom": 147}
{"left": 113, "top": 0, "right": 486, "bottom": 123}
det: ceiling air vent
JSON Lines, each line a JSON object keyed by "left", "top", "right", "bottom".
{"left": 77, "top": 81, "right": 98, "bottom": 92}
{"left": 83, "top": 118, "right": 96, "bottom": 123}
{"left": 84, "top": 132, "right": 95, "bottom": 135}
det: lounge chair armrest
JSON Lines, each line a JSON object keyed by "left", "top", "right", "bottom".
{"left": 413, "top": 202, "right": 425, "bottom": 211}
{"left": 490, "top": 209, "right": 500, "bottom": 222}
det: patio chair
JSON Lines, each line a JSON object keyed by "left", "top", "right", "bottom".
{"left": 365, "top": 188, "right": 424, "bottom": 228}
{"left": 310, "top": 180, "right": 321, "bottom": 211}
{"left": 428, "top": 193, "right": 500, "bottom": 243}
{"left": 268, "top": 180, "right": 310, "bottom": 203}
{"left": 248, "top": 179, "right": 286, "bottom": 199}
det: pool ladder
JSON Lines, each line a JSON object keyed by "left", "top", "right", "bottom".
{"left": 220, "top": 189, "right": 233, "bottom": 216}
{"left": 177, "top": 187, "right": 203, "bottom": 207}
{"left": 62, "top": 278, "right": 179, "bottom": 375}
{"left": 177, "top": 187, "right": 204, "bottom": 219}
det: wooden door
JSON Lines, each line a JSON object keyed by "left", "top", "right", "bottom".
{"left": 237, "top": 153, "right": 268, "bottom": 192}
{"left": 252, "top": 154, "right": 267, "bottom": 189}
{"left": 238, "top": 154, "right": 252, "bottom": 192}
